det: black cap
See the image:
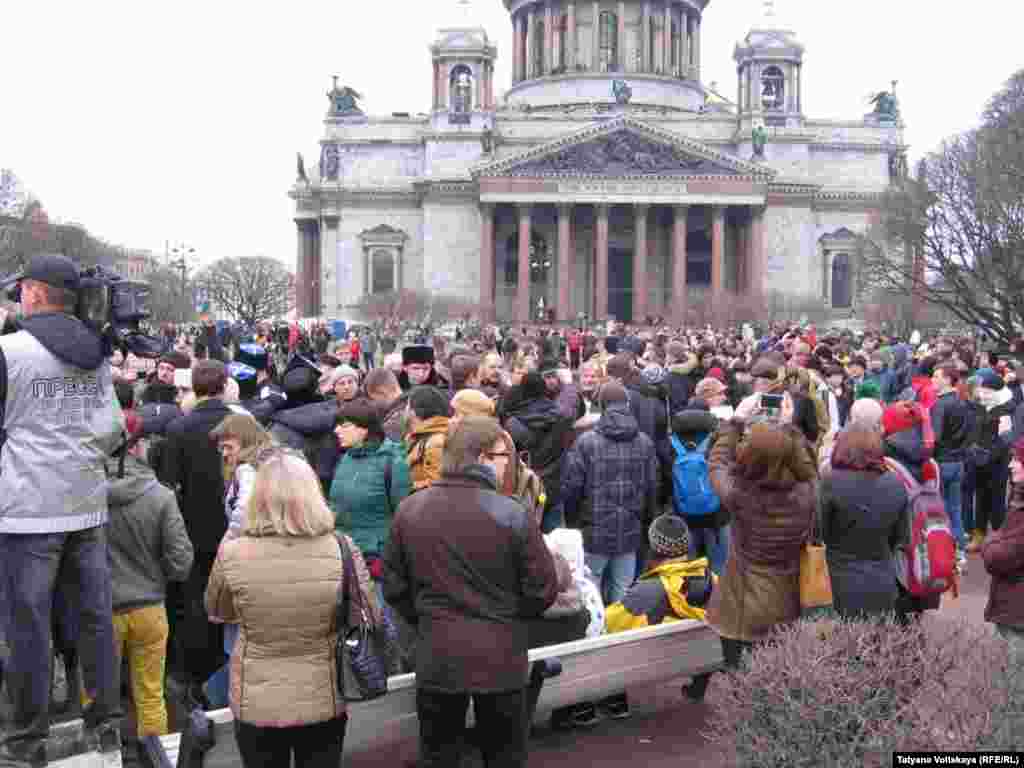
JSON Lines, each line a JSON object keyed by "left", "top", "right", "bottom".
{"left": 23, "top": 253, "right": 80, "bottom": 293}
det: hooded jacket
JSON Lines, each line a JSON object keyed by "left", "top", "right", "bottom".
{"left": 407, "top": 415, "right": 450, "bottom": 491}
{"left": 505, "top": 394, "right": 573, "bottom": 509}
{"left": 268, "top": 400, "right": 342, "bottom": 490}
{"left": 0, "top": 313, "right": 123, "bottom": 533}
{"left": 329, "top": 439, "right": 412, "bottom": 556}
{"left": 605, "top": 557, "right": 711, "bottom": 632}
{"left": 561, "top": 405, "right": 659, "bottom": 555}
{"left": 107, "top": 454, "right": 194, "bottom": 611}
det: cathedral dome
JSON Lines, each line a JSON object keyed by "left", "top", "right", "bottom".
{"left": 503, "top": 0, "right": 710, "bottom": 112}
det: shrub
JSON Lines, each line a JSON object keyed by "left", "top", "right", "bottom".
{"left": 704, "top": 616, "right": 1021, "bottom": 767}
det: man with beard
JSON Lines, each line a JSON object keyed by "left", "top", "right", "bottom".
{"left": 398, "top": 344, "right": 450, "bottom": 393}
{"left": 143, "top": 351, "right": 191, "bottom": 405}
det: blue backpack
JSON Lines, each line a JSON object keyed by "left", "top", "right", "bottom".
{"left": 670, "top": 435, "right": 720, "bottom": 519}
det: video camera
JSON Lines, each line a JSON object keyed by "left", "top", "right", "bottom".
{"left": 2, "top": 264, "right": 168, "bottom": 358}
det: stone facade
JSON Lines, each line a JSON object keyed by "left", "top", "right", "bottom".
{"left": 290, "top": 0, "right": 907, "bottom": 324}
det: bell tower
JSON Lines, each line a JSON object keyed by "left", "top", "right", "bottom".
{"left": 733, "top": 0, "right": 804, "bottom": 129}
{"left": 430, "top": 14, "right": 497, "bottom": 127}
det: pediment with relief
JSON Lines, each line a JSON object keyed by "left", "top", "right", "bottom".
{"left": 475, "top": 117, "right": 774, "bottom": 180}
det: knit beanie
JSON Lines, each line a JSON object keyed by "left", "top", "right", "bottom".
{"left": 648, "top": 514, "right": 690, "bottom": 559}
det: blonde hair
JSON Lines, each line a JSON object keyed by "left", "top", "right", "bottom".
{"left": 244, "top": 452, "right": 335, "bottom": 538}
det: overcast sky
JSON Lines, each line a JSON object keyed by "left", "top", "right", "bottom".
{"left": 2, "top": 0, "right": 1021, "bottom": 272}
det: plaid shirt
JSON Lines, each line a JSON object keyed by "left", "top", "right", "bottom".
{"left": 562, "top": 406, "right": 658, "bottom": 556}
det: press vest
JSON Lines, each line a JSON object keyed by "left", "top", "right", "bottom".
{"left": 0, "top": 330, "right": 122, "bottom": 533}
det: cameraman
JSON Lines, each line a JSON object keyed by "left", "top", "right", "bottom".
{"left": 0, "top": 254, "right": 124, "bottom": 767}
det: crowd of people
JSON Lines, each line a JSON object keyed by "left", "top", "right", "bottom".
{"left": 2, "top": 254, "right": 1024, "bottom": 768}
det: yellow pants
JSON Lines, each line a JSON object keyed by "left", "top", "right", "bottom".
{"left": 113, "top": 603, "right": 170, "bottom": 736}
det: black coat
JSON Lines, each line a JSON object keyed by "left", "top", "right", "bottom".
{"left": 505, "top": 396, "right": 573, "bottom": 509}
{"left": 157, "top": 398, "right": 232, "bottom": 684}
{"left": 159, "top": 398, "right": 232, "bottom": 555}
{"left": 820, "top": 469, "right": 907, "bottom": 617}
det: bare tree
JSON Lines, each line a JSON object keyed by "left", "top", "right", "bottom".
{"left": 193, "top": 256, "right": 293, "bottom": 325}
{"left": 860, "top": 69, "right": 1024, "bottom": 345}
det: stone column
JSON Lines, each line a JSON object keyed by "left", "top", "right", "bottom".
{"left": 592, "top": 1, "right": 600, "bottom": 70}
{"left": 737, "top": 215, "right": 749, "bottom": 295}
{"left": 319, "top": 217, "right": 338, "bottom": 316}
{"left": 475, "top": 65, "right": 483, "bottom": 111}
{"left": 680, "top": 8, "right": 688, "bottom": 76}
{"left": 526, "top": 6, "right": 535, "bottom": 79}
{"left": 294, "top": 220, "right": 307, "bottom": 317}
{"left": 480, "top": 203, "right": 495, "bottom": 319}
{"left": 567, "top": 1, "right": 576, "bottom": 70}
{"left": 438, "top": 63, "right": 448, "bottom": 110}
{"left": 750, "top": 205, "right": 766, "bottom": 298}
{"left": 633, "top": 204, "right": 648, "bottom": 323}
{"left": 511, "top": 14, "right": 520, "bottom": 82}
{"left": 617, "top": 1, "right": 626, "bottom": 71}
{"left": 672, "top": 205, "right": 688, "bottom": 322}
{"left": 710, "top": 205, "right": 724, "bottom": 295}
{"left": 662, "top": 2, "right": 671, "bottom": 74}
{"left": 822, "top": 250, "right": 830, "bottom": 303}
{"left": 393, "top": 249, "right": 401, "bottom": 295}
{"left": 796, "top": 64, "right": 802, "bottom": 113}
{"left": 693, "top": 14, "right": 700, "bottom": 79}
{"left": 545, "top": 2, "right": 554, "bottom": 75}
{"left": 640, "top": 2, "right": 648, "bottom": 71}
{"left": 517, "top": 204, "right": 532, "bottom": 323}
{"left": 595, "top": 204, "right": 609, "bottom": 320}
{"left": 557, "top": 204, "right": 573, "bottom": 322}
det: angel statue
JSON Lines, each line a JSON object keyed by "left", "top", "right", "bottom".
{"left": 296, "top": 152, "right": 308, "bottom": 183}
{"left": 612, "top": 79, "right": 632, "bottom": 105}
{"left": 868, "top": 82, "right": 900, "bottom": 119}
{"left": 327, "top": 76, "right": 363, "bottom": 116}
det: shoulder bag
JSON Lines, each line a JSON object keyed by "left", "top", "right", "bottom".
{"left": 334, "top": 534, "right": 392, "bottom": 701}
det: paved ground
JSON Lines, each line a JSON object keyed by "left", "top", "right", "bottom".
{"left": 343, "top": 555, "right": 994, "bottom": 768}
{"left": 0, "top": 552, "right": 995, "bottom": 767}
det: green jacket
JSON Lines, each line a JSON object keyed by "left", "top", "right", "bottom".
{"left": 329, "top": 439, "right": 412, "bottom": 556}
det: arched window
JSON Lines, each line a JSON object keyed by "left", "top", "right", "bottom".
{"left": 449, "top": 64, "right": 473, "bottom": 113}
{"left": 371, "top": 250, "right": 394, "bottom": 294}
{"left": 761, "top": 65, "right": 785, "bottom": 111}
{"left": 599, "top": 11, "right": 618, "bottom": 72}
{"left": 831, "top": 253, "right": 853, "bottom": 309}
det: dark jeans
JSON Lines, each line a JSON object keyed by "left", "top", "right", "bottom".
{"left": 975, "top": 459, "right": 1010, "bottom": 532}
{"left": 363, "top": 352, "right": 375, "bottom": 369}
{"left": 417, "top": 688, "right": 527, "bottom": 768}
{"left": 0, "top": 528, "right": 120, "bottom": 754}
{"left": 235, "top": 716, "right": 347, "bottom": 768}
{"left": 962, "top": 461, "right": 977, "bottom": 533}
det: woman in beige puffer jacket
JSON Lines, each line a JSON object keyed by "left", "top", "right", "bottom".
{"left": 205, "top": 449, "right": 377, "bottom": 768}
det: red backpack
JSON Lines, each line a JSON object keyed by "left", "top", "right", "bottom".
{"left": 885, "top": 457, "right": 956, "bottom": 598}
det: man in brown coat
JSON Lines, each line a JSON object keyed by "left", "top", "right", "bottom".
{"left": 383, "top": 416, "right": 559, "bottom": 768}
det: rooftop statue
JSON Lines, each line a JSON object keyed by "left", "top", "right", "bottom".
{"left": 752, "top": 124, "right": 767, "bottom": 159}
{"left": 327, "top": 76, "right": 363, "bottom": 116}
{"left": 612, "top": 79, "right": 632, "bottom": 105}
{"left": 868, "top": 81, "right": 900, "bottom": 119}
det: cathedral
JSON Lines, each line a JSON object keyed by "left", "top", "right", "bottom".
{"left": 289, "top": 0, "right": 907, "bottom": 325}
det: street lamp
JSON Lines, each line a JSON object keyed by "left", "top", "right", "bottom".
{"left": 167, "top": 242, "right": 197, "bottom": 323}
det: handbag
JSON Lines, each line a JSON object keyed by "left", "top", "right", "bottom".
{"left": 334, "top": 534, "right": 392, "bottom": 701}
{"left": 799, "top": 503, "right": 833, "bottom": 615}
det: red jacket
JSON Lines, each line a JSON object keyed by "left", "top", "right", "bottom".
{"left": 982, "top": 484, "right": 1024, "bottom": 630}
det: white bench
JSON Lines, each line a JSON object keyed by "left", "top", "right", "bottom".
{"left": 56, "top": 619, "right": 723, "bottom": 767}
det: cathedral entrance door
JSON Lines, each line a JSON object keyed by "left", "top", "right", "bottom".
{"left": 608, "top": 246, "right": 633, "bottom": 323}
